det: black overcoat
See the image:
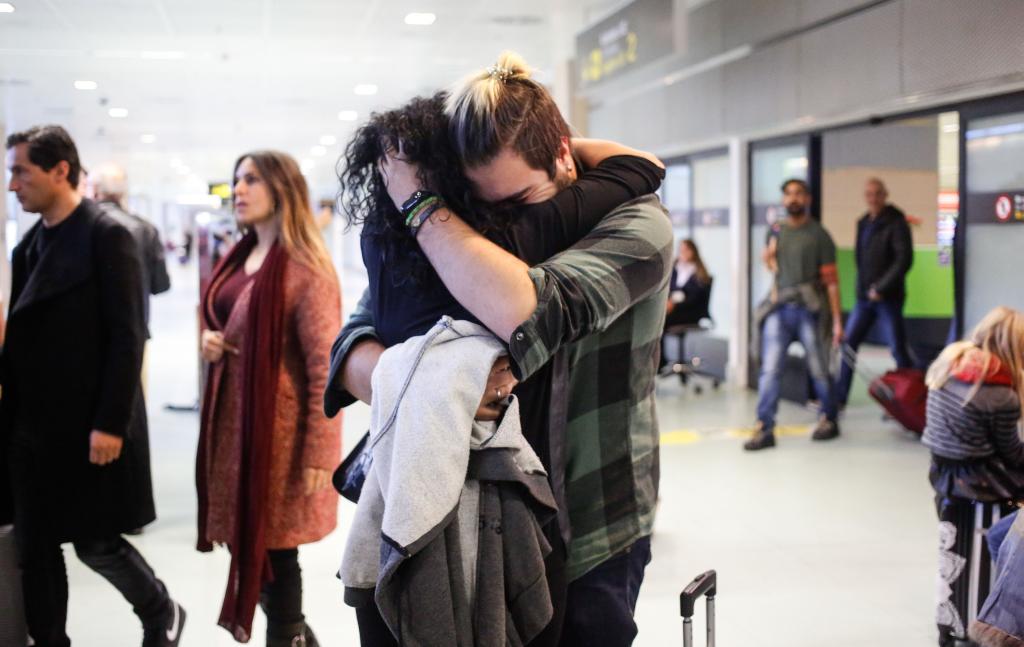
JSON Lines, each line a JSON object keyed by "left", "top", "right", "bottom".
{"left": 0, "top": 199, "right": 155, "bottom": 549}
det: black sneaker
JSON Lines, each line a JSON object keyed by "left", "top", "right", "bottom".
{"left": 268, "top": 622, "right": 319, "bottom": 647}
{"left": 743, "top": 424, "right": 776, "bottom": 451}
{"left": 811, "top": 417, "right": 840, "bottom": 441}
{"left": 143, "top": 601, "right": 185, "bottom": 647}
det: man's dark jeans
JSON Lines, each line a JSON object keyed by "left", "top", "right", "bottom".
{"left": 561, "top": 536, "right": 652, "bottom": 647}
{"left": 836, "top": 297, "right": 911, "bottom": 406}
{"left": 22, "top": 536, "right": 170, "bottom": 647}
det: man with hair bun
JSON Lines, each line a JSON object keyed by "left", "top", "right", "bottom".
{"left": 352, "top": 51, "right": 673, "bottom": 646}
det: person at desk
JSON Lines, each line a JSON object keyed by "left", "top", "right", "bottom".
{"left": 664, "top": 239, "right": 712, "bottom": 326}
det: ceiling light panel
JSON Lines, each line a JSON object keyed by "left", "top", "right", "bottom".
{"left": 405, "top": 13, "right": 436, "bottom": 26}
{"left": 74, "top": 80, "right": 98, "bottom": 90}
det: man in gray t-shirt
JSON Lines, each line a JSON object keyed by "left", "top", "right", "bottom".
{"left": 746, "top": 179, "right": 843, "bottom": 451}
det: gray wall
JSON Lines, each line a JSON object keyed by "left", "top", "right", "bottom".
{"left": 580, "top": 0, "right": 1024, "bottom": 153}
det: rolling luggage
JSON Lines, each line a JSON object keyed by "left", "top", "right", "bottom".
{"left": 680, "top": 569, "right": 716, "bottom": 647}
{"left": 841, "top": 345, "right": 927, "bottom": 433}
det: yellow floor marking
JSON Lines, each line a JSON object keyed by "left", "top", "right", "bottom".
{"left": 660, "top": 429, "right": 701, "bottom": 445}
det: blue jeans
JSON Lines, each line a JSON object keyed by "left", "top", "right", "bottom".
{"left": 835, "top": 298, "right": 911, "bottom": 405}
{"left": 756, "top": 303, "right": 837, "bottom": 431}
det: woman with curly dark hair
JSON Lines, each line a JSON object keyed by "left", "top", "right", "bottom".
{"left": 330, "top": 92, "right": 665, "bottom": 647}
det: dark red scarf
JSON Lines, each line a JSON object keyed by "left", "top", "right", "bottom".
{"left": 196, "top": 232, "right": 287, "bottom": 641}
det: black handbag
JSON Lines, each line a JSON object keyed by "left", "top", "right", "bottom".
{"left": 332, "top": 431, "right": 372, "bottom": 503}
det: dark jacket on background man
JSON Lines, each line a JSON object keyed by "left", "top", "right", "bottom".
{"left": 1, "top": 200, "right": 155, "bottom": 556}
{"left": 855, "top": 204, "right": 913, "bottom": 302}
{"left": 97, "top": 199, "right": 171, "bottom": 330}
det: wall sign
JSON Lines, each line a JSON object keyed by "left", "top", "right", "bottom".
{"left": 966, "top": 191, "right": 1024, "bottom": 225}
{"left": 576, "top": 0, "right": 675, "bottom": 88}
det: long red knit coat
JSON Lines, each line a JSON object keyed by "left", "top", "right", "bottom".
{"left": 200, "top": 257, "right": 342, "bottom": 548}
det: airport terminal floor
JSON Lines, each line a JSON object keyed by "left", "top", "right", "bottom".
{"left": 60, "top": 259, "right": 937, "bottom": 647}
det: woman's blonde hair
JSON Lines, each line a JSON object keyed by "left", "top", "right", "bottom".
{"left": 233, "top": 150, "right": 336, "bottom": 278}
{"left": 926, "top": 306, "right": 1024, "bottom": 404}
{"left": 445, "top": 51, "right": 571, "bottom": 177}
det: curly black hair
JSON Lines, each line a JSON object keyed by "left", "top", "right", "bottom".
{"left": 338, "top": 92, "right": 504, "bottom": 287}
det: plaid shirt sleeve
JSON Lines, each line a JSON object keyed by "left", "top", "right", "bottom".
{"left": 324, "top": 287, "right": 379, "bottom": 417}
{"left": 508, "top": 196, "right": 674, "bottom": 380}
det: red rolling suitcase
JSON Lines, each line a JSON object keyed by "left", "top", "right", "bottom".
{"left": 868, "top": 367, "right": 928, "bottom": 434}
{"left": 841, "top": 345, "right": 927, "bottom": 434}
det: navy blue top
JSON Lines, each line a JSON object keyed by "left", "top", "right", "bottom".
{"left": 362, "top": 155, "right": 666, "bottom": 347}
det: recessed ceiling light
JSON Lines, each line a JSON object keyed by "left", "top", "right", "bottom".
{"left": 319, "top": 135, "right": 337, "bottom": 146}
{"left": 141, "top": 50, "right": 185, "bottom": 60}
{"left": 108, "top": 107, "right": 128, "bottom": 118}
{"left": 140, "top": 134, "right": 156, "bottom": 144}
{"left": 354, "top": 84, "right": 378, "bottom": 96}
{"left": 405, "top": 12, "right": 436, "bottom": 26}
{"left": 311, "top": 145, "right": 327, "bottom": 157}
{"left": 338, "top": 110, "right": 358, "bottom": 121}
{"left": 74, "top": 80, "right": 97, "bottom": 90}
{"left": 0, "top": 3, "right": 15, "bottom": 13}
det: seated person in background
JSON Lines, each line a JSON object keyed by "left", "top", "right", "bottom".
{"left": 664, "top": 238, "right": 712, "bottom": 327}
{"left": 922, "top": 306, "right": 1024, "bottom": 646}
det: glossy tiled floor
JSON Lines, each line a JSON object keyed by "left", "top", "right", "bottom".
{"left": 56, "top": 259, "right": 938, "bottom": 646}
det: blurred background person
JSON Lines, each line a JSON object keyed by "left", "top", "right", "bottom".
{"left": 836, "top": 177, "right": 913, "bottom": 408}
{"left": 196, "top": 150, "right": 341, "bottom": 645}
{"left": 91, "top": 163, "right": 171, "bottom": 396}
{"left": 664, "top": 238, "right": 712, "bottom": 327}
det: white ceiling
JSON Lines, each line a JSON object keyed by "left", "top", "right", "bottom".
{"left": 1, "top": 0, "right": 618, "bottom": 201}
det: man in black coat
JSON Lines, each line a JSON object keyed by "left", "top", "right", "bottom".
{"left": 836, "top": 177, "right": 914, "bottom": 407}
{"left": 4, "top": 125, "right": 185, "bottom": 647}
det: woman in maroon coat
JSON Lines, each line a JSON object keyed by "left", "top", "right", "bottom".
{"left": 197, "top": 150, "right": 341, "bottom": 645}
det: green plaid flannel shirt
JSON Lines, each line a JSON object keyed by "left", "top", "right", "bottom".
{"left": 327, "top": 195, "right": 673, "bottom": 581}
{"left": 507, "top": 195, "right": 672, "bottom": 580}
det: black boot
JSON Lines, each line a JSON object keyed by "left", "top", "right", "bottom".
{"left": 267, "top": 622, "right": 318, "bottom": 647}
{"left": 743, "top": 423, "right": 776, "bottom": 451}
{"left": 811, "top": 416, "right": 840, "bottom": 441}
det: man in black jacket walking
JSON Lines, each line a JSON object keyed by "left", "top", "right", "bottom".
{"left": 4, "top": 125, "right": 185, "bottom": 647}
{"left": 836, "top": 177, "right": 914, "bottom": 407}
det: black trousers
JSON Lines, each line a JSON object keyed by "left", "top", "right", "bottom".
{"left": 22, "top": 536, "right": 170, "bottom": 647}
{"left": 261, "top": 548, "right": 305, "bottom": 631}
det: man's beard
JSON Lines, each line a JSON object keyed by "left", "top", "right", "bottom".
{"left": 785, "top": 203, "right": 805, "bottom": 216}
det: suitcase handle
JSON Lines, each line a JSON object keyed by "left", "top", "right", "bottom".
{"left": 681, "top": 570, "right": 716, "bottom": 647}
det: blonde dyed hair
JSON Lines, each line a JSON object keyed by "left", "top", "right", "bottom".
{"left": 445, "top": 51, "right": 571, "bottom": 176}
{"left": 233, "top": 150, "right": 336, "bottom": 279}
{"left": 926, "top": 306, "right": 1024, "bottom": 405}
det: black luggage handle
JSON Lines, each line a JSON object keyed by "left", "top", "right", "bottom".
{"left": 681, "top": 570, "right": 717, "bottom": 647}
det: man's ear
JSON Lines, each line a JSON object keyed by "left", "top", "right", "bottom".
{"left": 52, "top": 160, "right": 70, "bottom": 185}
{"left": 558, "top": 136, "right": 575, "bottom": 176}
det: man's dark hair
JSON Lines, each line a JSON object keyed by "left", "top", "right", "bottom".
{"left": 446, "top": 52, "right": 571, "bottom": 178}
{"left": 780, "top": 178, "right": 810, "bottom": 194}
{"left": 5, "top": 125, "right": 82, "bottom": 187}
